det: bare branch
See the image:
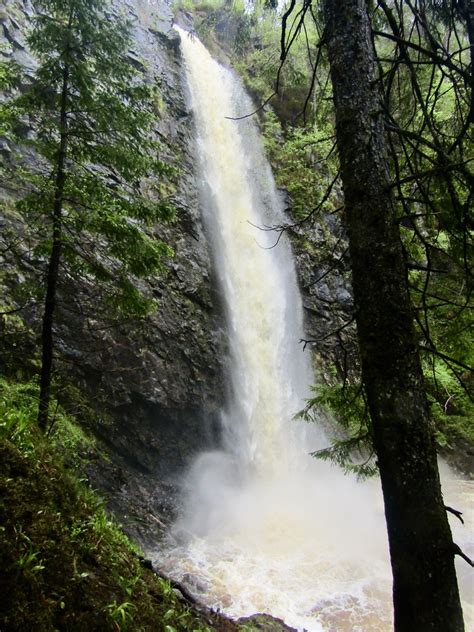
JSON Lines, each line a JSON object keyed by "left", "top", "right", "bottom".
{"left": 453, "top": 543, "right": 474, "bottom": 567}
{"left": 445, "top": 506, "right": 464, "bottom": 524}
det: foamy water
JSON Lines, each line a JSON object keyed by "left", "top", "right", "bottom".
{"left": 158, "top": 454, "right": 472, "bottom": 630}
{"left": 159, "top": 457, "right": 393, "bottom": 631}
{"left": 154, "top": 27, "right": 474, "bottom": 631}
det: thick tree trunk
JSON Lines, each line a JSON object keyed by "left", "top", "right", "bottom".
{"left": 37, "top": 63, "right": 69, "bottom": 431}
{"left": 323, "top": 0, "right": 464, "bottom": 629}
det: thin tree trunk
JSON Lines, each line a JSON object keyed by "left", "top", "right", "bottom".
{"left": 323, "top": 0, "right": 464, "bottom": 629}
{"left": 37, "top": 61, "right": 69, "bottom": 431}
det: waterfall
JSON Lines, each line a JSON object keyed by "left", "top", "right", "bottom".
{"left": 175, "top": 28, "right": 316, "bottom": 477}
{"left": 155, "top": 28, "right": 474, "bottom": 631}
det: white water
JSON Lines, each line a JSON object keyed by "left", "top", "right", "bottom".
{"left": 155, "top": 28, "right": 474, "bottom": 631}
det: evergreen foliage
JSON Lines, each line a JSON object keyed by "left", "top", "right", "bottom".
{"left": 296, "top": 383, "right": 377, "bottom": 479}
{"left": 2, "top": 0, "right": 175, "bottom": 428}
{"left": 18, "top": 0, "right": 174, "bottom": 310}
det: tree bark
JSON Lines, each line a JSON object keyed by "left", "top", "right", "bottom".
{"left": 323, "top": 0, "right": 465, "bottom": 629}
{"left": 37, "top": 61, "right": 69, "bottom": 431}
{"left": 458, "top": 0, "right": 474, "bottom": 124}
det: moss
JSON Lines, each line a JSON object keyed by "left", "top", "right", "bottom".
{"left": 0, "top": 378, "right": 226, "bottom": 631}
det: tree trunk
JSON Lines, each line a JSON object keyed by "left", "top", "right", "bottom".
{"left": 458, "top": 0, "right": 474, "bottom": 124}
{"left": 37, "top": 62, "right": 69, "bottom": 431}
{"left": 323, "top": 0, "right": 465, "bottom": 629}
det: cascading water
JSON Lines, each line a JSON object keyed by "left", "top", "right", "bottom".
{"left": 155, "top": 28, "right": 474, "bottom": 631}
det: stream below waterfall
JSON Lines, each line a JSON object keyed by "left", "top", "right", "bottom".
{"left": 154, "top": 28, "right": 474, "bottom": 631}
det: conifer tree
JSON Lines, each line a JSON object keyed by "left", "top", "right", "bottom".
{"left": 322, "top": 0, "right": 465, "bottom": 628}
{"left": 11, "top": 0, "right": 173, "bottom": 430}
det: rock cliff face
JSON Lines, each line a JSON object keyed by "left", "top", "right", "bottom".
{"left": 289, "top": 214, "right": 358, "bottom": 384}
{"left": 1, "top": 0, "right": 229, "bottom": 548}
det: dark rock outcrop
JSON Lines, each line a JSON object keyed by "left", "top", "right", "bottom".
{"left": 289, "top": 209, "right": 359, "bottom": 385}
{"left": 237, "top": 614, "right": 297, "bottom": 632}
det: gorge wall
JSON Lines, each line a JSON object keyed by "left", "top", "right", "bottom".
{"left": 1, "top": 0, "right": 232, "bottom": 548}
{"left": 2, "top": 0, "right": 469, "bottom": 555}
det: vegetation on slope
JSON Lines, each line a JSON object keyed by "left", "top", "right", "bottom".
{"left": 0, "top": 378, "right": 231, "bottom": 632}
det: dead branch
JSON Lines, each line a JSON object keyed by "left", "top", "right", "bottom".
{"left": 299, "top": 313, "right": 356, "bottom": 350}
{"left": 453, "top": 543, "right": 474, "bottom": 567}
{"left": 445, "top": 506, "right": 464, "bottom": 524}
